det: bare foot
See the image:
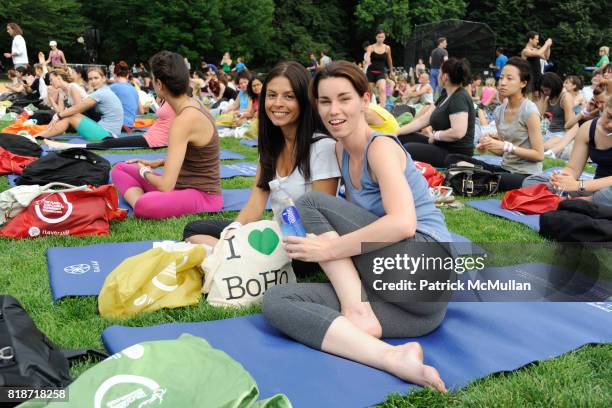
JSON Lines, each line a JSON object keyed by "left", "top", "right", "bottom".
{"left": 342, "top": 302, "right": 382, "bottom": 338}
{"left": 43, "top": 139, "right": 71, "bottom": 150}
{"left": 383, "top": 342, "right": 447, "bottom": 392}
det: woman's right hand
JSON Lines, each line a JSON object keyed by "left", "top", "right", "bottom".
{"left": 125, "top": 158, "right": 164, "bottom": 168}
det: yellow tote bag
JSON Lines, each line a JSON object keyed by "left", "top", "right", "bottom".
{"left": 99, "top": 242, "right": 206, "bottom": 319}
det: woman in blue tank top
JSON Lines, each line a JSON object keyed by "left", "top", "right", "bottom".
{"left": 263, "top": 61, "right": 452, "bottom": 391}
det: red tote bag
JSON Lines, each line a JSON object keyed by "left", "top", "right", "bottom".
{"left": 501, "top": 184, "right": 562, "bottom": 215}
{"left": 0, "top": 147, "right": 38, "bottom": 175}
{"left": 414, "top": 161, "right": 445, "bottom": 187}
{"left": 0, "top": 184, "right": 127, "bottom": 239}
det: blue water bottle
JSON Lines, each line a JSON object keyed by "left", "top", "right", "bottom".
{"left": 269, "top": 179, "right": 307, "bottom": 237}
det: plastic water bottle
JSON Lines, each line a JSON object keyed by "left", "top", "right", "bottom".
{"left": 269, "top": 179, "right": 307, "bottom": 237}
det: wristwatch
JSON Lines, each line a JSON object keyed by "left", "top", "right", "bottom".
{"left": 578, "top": 180, "right": 585, "bottom": 193}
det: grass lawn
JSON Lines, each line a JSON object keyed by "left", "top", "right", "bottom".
{"left": 0, "top": 135, "right": 610, "bottom": 407}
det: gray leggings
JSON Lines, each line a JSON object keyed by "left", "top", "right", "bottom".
{"left": 262, "top": 192, "right": 451, "bottom": 350}
{"left": 522, "top": 173, "right": 612, "bottom": 209}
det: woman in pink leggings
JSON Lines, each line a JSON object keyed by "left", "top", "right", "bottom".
{"left": 111, "top": 50, "right": 222, "bottom": 219}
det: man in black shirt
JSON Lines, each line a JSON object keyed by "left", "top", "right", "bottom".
{"left": 429, "top": 37, "right": 448, "bottom": 98}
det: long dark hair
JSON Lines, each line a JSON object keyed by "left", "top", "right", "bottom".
{"left": 257, "top": 61, "right": 327, "bottom": 191}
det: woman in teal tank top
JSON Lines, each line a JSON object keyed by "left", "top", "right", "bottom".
{"left": 263, "top": 61, "right": 452, "bottom": 391}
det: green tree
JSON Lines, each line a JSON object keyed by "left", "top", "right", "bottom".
{"left": 466, "top": 0, "right": 611, "bottom": 74}
{"left": 270, "top": 0, "right": 352, "bottom": 66}
{"left": 354, "top": 0, "right": 466, "bottom": 43}
{"left": 0, "top": 0, "right": 87, "bottom": 64}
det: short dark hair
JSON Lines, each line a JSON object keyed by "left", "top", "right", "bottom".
{"left": 375, "top": 29, "right": 385, "bottom": 35}
{"left": 441, "top": 58, "right": 471, "bottom": 86}
{"left": 148, "top": 50, "right": 190, "bottom": 97}
{"left": 526, "top": 31, "right": 539, "bottom": 41}
{"left": 472, "top": 74, "right": 482, "bottom": 82}
{"left": 257, "top": 61, "right": 327, "bottom": 191}
{"left": 539, "top": 72, "right": 564, "bottom": 99}
{"left": 504, "top": 57, "right": 532, "bottom": 95}
{"left": 436, "top": 37, "right": 447, "bottom": 46}
{"left": 496, "top": 47, "right": 505, "bottom": 54}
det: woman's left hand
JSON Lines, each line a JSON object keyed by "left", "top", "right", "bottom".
{"left": 283, "top": 234, "right": 335, "bottom": 263}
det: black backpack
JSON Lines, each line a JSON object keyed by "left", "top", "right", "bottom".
{"left": 445, "top": 164, "right": 501, "bottom": 197}
{"left": 540, "top": 200, "right": 612, "bottom": 242}
{"left": 16, "top": 148, "right": 111, "bottom": 187}
{"left": 0, "top": 295, "right": 107, "bottom": 402}
{"left": 0, "top": 133, "right": 43, "bottom": 158}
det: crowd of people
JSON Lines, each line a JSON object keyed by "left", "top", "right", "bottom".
{"left": 1, "top": 21, "right": 611, "bottom": 392}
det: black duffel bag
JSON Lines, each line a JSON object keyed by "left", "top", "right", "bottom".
{"left": 0, "top": 295, "right": 107, "bottom": 406}
{"left": 540, "top": 200, "right": 612, "bottom": 242}
{"left": 445, "top": 164, "right": 501, "bottom": 197}
{"left": 16, "top": 148, "right": 111, "bottom": 187}
{"left": 0, "top": 133, "right": 43, "bottom": 158}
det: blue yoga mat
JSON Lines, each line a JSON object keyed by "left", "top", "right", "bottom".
{"left": 472, "top": 155, "right": 503, "bottom": 166}
{"left": 10, "top": 161, "right": 256, "bottom": 186}
{"left": 102, "top": 302, "right": 612, "bottom": 407}
{"left": 466, "top": 199, "right": 540, "bottom": 231}
{"left": 240, "top": 139, "right": 258, "bottom": 147}
{"left": 47, "top": 240, "right": 157, "bottom": 301}
{"left": 220, "top": 162, "right": 257, "bottom": 178}
{"left": 100, "top": 150, "right": 244, "bottom": 162}
{"left": 45, "top": 232, "right": 482, "bottom": 301}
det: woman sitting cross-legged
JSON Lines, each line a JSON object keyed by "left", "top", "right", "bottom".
{"left": 395, "top": 58, "right": 475, "bottom": 168}
{"left": 183, "top": 61, "right": 340, "bottom": 275}
{"left": 445, "top": 57, "right": 544, "bottom": 191}
{"left": 34, "top": 66, "right": 123, "bottom": 141}
{"left": 110, "top": 50, "right": 222, "bottom": 219}
{"left": 523, "top": 94, "right": 612, "bottom": 209}
{"left": 263, "top": 61, "right": 452, "bottom": 391}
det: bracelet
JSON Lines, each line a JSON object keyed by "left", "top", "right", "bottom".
{"left": 139, "top": 165, "right": 152, "bottom": 179}
{"left": 578, "top": 180, "right": 585, "bottom": 192}
{"left": 503, "top": 141, "right": 515, "bottom": 153}
{"left": 433, "top": 131, "right": 441, "bottom": 141}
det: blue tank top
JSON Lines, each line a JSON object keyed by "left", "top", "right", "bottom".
{"left": 341, "top": 133, "right": 451, "bottom": 242}
{"left": 238, "top": 90, "right": 249, "bottom": 111}
{"left": 588, "top": 118, "right": 612, "bottom": 179}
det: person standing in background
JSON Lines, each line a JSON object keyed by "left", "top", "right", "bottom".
{"left": 4, "top": 23, "right": 28, "bottom": 68}
{"left": 320, "top": 50, "right": 332, "bottom": 68}
{"left": 521, "top": 31, "right": 552, "bottom": 93}
{"left": 429, "top": 37, "right": 448, "bottom": 97}
{"left": 492, "top": 48, "right": 508, "bottom": 83}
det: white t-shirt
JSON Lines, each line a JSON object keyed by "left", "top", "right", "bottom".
{"left": 275, "top": 136, "right": 340, "bottom": 200}
{"left": 11, "top": 35, "right": 28, "bottom": 66}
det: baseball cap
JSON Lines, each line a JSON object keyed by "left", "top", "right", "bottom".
{"left": 49, "top": 40, "right": 57, "bottom": 47}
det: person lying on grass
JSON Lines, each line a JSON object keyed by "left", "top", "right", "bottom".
{"left": 44, "top": 100, "right": 175, "bottom": 150}
{"left": 34, "top": 66, "right": 123, "bottom": 141}
{"left": 263, "top": 61, "right": 451, "bottom": 391}
{"left": 110, "top": 50, "right": 222, "bottom": 219}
